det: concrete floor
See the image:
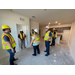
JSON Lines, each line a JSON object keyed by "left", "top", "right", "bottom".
{"left": 0, "top": 38, "right": 75, "bottom": 65}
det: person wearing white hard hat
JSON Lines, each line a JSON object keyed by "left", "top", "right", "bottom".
{"left": 18, "top": 29, "right": 26, "bottom": 49}
{"left": 50, "top": 28, "right": 57, "bottom": 46}
{"left": 30, "top": 29, "right": 40, "bottom": 56}
{"left": 44, "top": 26, "right": 52, "bottom": 56}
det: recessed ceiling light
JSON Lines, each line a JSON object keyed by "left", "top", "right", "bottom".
{"left": 55, "top": 21, "right": 58, "bottom": 23}
{"left": 59, "top": 23, "right": 61, "bottom": 25}
{"left": 49, "top": 22, "right": 50, "bottom": 24}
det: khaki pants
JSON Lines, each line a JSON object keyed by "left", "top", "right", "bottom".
{"left": 21, "top": 40, "right": 25, "bottom": 48}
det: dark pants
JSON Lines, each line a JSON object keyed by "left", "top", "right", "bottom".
{"left": 45, "top": 41, "right": 50, "bottom": 55}
{"left": 33, "top": 45, "right": 40, "bottom": 55}
{"left": 51, "top": 38, "right": 56, "bottom": 46}
{"left": 6, "top": 48, "right": 15, "bottom": 65}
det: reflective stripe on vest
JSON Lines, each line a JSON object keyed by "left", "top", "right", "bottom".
{"left": 1, "top": 33, "right": 16, "bottom": 50}
{"left": 44, "top": 31, "right": 50, "bottom": 41}
{"left": 33, "top": 35, "right": 40, "bottom": 43}
{"left": 20, "top": 33, "right": 25, "bottom": 39}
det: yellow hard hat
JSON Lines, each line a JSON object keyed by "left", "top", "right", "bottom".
{"left": 1, "top": 25, "right": 11, "bottom": 30}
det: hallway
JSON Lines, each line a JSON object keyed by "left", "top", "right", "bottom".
{"left": 0, "top": 38, "right": 74, "bottom": 65}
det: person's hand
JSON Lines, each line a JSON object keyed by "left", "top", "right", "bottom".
{"left": 11, "top": 48, "right": 15, "bottom": 53}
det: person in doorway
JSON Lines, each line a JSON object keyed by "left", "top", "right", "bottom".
{"left": 50, "top": 28, "right": 57, "bottom": 46}
{"left": 44, "top": 26, "right": 52, "bottom": 56}
{"left": 1, "top": 25, "right": 18, "bottom": 65}
{"left": 30, "top": 29, "right": 40, "bottom": 56}
{"left": 18, "top": 29, "right": 26, "bottom": 49}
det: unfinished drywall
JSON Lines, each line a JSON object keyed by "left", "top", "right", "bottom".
{"left": 69, "top": 22, "right": 75, "bottom": 60}
{"left": 0, "top": 9, "right": 30, "bottom": 59}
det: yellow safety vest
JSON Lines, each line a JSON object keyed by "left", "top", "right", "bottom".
{"left": 52, "top": 31, "right": 57, "bottom": 38}
{"left": 44, "top": 31, "right": 51, "bottom": 41}
{"left": 1, "top": 33, "right": 16, "bottom": 50}
{"left": 20, "top": 33, "right": 25, "bottom": 40}
{"left": 33, "top": 35, "right": 40, "bottom": 43}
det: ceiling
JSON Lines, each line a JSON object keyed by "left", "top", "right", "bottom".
{"left": 11, "top": 9, "right": 75, "bottom": 26}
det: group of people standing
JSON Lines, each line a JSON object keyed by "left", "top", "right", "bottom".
{"left": 1, "top": 25, "right": 57, "bottom": 65}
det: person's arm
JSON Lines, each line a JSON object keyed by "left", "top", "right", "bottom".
{"left": 30, "top": 36, "right": 35, "bottom": 45}
{"left": 6, "top": 41, "right": 15, "bottom": 52}
{"left": 54, "top": 32, "right": 56, "bottom": 38}
{"left": 3, "top": 36, "right": 15, "bottom": 53}
{"left": 48, "top": 32, "right": 52, "bottom": 41}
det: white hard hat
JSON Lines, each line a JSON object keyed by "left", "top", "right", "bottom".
{"left": 20, "top": 29, "right": 23, "bottom": 31}
{"left": 45, "top": 26, "right": 49, "bottom": 29}
{"left": 53, "top": 28, "right": 55, "bottom": 30}
{"left": 34, "top": 29, "right": 38, "bottom": 33}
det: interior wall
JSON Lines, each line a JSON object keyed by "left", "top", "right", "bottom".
{"left": 69, "top": 21, "right": 75, "bottom": 60}
{"left": 0, "top": 9, "right": 30, "bottom": 59}
{"left": 30, "top": 20, "right": 39, "bottom": 34}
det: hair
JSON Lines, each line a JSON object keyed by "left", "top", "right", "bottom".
{"left": 34, "top": 32, "right": 39, "bottom": 39}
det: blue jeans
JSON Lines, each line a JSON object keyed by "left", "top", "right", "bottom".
{"left": 33, "top": 45, "right": 40, "bottom": 55}
{"left": 51, "top": 38, "right": 56, "bottom": 46}
{"left": 6, "top": 48, "right": 15, "bottom": 65}
{"left": 45, "top": 41, "right": 50, "bottom": 55}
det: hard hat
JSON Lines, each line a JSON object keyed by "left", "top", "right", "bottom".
{"left": 1, "top": 25, "right": 11, "bottom": 30}
{"left": 34, "top": 29, "right": 38, "bottom": 33}
{"left": 20, "top": 29, "right": 23, "bottom": 31}
{"left": 53, "top": 28, "right": 55, "bottom": 30}
{"left": 45, "top": 26, "right": 49, "bottom": 29}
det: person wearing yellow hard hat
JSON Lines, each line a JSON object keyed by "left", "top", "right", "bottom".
{"left": 44, "top": 26, "right": 52, "bottom": 56}
{"left": 1, "top": 25, "right": 18, "bottom": 65}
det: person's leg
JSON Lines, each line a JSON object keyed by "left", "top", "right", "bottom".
{"left": 51, "top": 38, "right": 53, "bottom": 46}
{"left": 21, "top": 40, "right": 23, "bottom": 49}
{"left": 33, "top": 46, "right": 36, "bottom": 56}
{"left": 6, "top": 50, "right": 15, "bottom": 65}
{"left": 23, "top": 40, "right": 26, "bottom": 48}
{"left": 53, "top": 38, "right": 55, "bottom": 46}
{"left": 36, "top": 45, "right": 40, "bottom": 54}
{"left": 45, "top": 41, "right": 50, "bottom": 56}
{"left": 44, "top": 41, "right": 47, "bottom": 52}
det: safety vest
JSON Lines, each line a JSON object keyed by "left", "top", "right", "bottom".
{"left": 1, "top": 33, "right": 16, "bottom": 50}
{"left": 52, "top": 31, "right": 57, "bottom": 38}
{"left": 20, "top": 33, "right": 25, "bottom": 40}
{"left": 33, "top": 35, "right": 40, "bottom": 43}
{"left": 44, "top": 31, "right": 51, "bottom": 41}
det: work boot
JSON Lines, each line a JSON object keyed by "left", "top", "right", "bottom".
{"left": 32, "top": 54, "right": 36, "bottom": 56}
{"left": 13, "top": 58, "right": 18, "bottom": 61}
{"left": 44, "top": 50, "right": 47, "bottom": 52}
{"left": 45, "top": 54, "right": 49, "bottom": 56}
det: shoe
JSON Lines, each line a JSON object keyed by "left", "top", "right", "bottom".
{"left": 13, "top": 63, "right": 18, "bottom": 65}
{"left": 38, "top": 52, "right": 40, "bottom": 54}
{"left": 21, "top": 47, "right": 23, "bottom": 49}
{"left": 45, "top": 54, "right": 49, "bottom": 56}
{"left": 44, "top": 51, "right": 47, "bottom": 52}
{"left": 50, "top": 45, "right": 53, "bottom": 46}
{"left": 32, "top": 54, "right": 36, "bottom": 56}
{"left": 13, "top": 58, "right": 18, "bottom": 61}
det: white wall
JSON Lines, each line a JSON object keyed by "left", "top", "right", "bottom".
{"left": 30, "top": 20, "right": 39, "bottom": 34}
{"left": 0, "top": 9, "right": 30, "bottom": 59}
{"left": 69, "top": 22, "right": 75, "bottom": 60}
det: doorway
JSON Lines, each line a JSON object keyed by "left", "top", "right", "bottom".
{"left": 16, "top": 24, "right": 27, "bottom": 50}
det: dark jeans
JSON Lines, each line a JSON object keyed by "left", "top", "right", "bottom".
{"left": 51, "top": 38, "right": 56, "bottom": 46}
{"left": 33, "top": 45, "right": 40, "bottom": 55}
{"left": 6, "top": 48, "right": 15, "bottom": 65}
{"left": 45, "top": 41, "right": 50, "bottom": 55}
